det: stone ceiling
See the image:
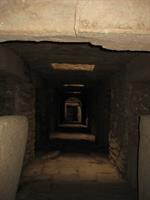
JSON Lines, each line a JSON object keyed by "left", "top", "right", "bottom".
{"left": 3, "top": 42, "right": 138, "bottom": 86}
{"left": 0, "top": 1, "right": 150, "bottom": 51}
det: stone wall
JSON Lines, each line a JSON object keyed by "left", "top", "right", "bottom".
{"left": 89, "top": 88, "right": 98, "bottom": 137}
{"left": 109, "top": 67, "right": 150, "bottom": 190}
{"left": 35, "top": 86, "right": 58, "bottom": 152}
{"left": 127, "top": 82, "right": 150, "bottom": 188}
{"left": 109, "top": 69, "right": 128, "bottom": 178}
{"left": 0, "top": 46, "right": 27, "bottom": 79}
{"left": 35, "top": 88, "right": 51, "bottom": 151}
{"left": 15, "top": 80, "right": 35, "bottom": 165}
{"left": 0, "top": 46, "right": 36, "bottom": 165}
{"left": 97, "top": 82, "right": 110, "bottom": 151}
{"left": 0, "top": 73, "right": 35, "bottom": 165}
{"left": 89, "top": 82, "right": 110, "bottom": 151}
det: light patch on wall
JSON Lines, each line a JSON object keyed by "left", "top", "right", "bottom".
{"left": 51, "top": 63, "right": 95, "bottom": 71}
{"left": 63, "top": 84, "right": 85, "bottom": 87}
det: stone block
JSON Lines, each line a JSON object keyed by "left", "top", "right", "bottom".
{"left": 0, "top": 116, "right": 28, "bottom": 200}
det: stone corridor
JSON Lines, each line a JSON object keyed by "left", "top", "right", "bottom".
{"left": 16, "top": 133, "right": 135, "bottom": 200}
{"left": 0, "top": 1, "right": 150, "bottom": 198}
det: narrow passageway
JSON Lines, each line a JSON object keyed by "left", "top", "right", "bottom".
{"left": 16, "top": 132, "right": 134, "bottom": 200}
{"left": 0, "top": 0, "right": 150, "bottom": 200}
{"left": 0, "top": 2, "right": 150, "bottom": 199}
{"left": 1, "top": 42, "right": 149, "bottom": 199}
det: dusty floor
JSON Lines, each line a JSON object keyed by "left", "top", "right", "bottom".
{"left": 16, "top": 133, "right": 136, "bottom": 200}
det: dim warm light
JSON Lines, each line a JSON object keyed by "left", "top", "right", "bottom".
{"left": 51, "top": 63, "right": 95, "bottom": 71}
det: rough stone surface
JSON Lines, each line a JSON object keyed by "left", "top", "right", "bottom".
{"left": 35, "top": 87, "right": 57, "bottom": 151}
{"left": 139, "top": 115, "right": 150, "bottom": 200}
{"left": 0, "top": 46, "right": 27, "bottom": 80}
{"left": 126, "top": 54, "right": 150, "bottom": 82}
{"left": 90, "top": 83, "right": 110, "bottom": 150}
{"left": 109, "top": 69, "right": 128, "bottom": 178}
{"left": 15, "top": 81, "right": 35, "bottom": 165}
{"left": 16, "top": 152, "right": 135, "bottom": 200}
{"left": 0, "top": 1, "right": 150, "bottom": 51}
{"left": 127, "top": 82, "right": 150, "bottom": 189}
{"left": 0, "top": 116, "right": 28, "bottom": 200}
{"left": 0, "top": 74, "right": 35, "bottom": 165}
{"left": 0, "top": 43, "right": 36, "bottom": 165}
{"left": 109, "top": 67, "right": 150, "bottom": 191}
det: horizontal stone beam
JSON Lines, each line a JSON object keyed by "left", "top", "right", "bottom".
{"left": 0, "top": 0, "right": 150, "bottom": 51}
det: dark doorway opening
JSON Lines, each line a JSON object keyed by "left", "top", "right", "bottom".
{"left": 66, "top": 105, "right": 78, "bottom": 122}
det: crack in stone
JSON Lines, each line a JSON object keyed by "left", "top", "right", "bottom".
{"left": 74, "top": 0, "right": 79, "bottom": 38}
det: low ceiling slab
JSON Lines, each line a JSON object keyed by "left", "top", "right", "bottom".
{"left": 0, "top": 0, "right": 150, "bottom": 51}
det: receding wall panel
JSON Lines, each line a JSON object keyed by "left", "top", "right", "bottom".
{"left": 139, "top": 115, "right": 150, "bottom": 200}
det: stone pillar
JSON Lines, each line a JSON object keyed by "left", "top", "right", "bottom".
{"left": 139, "top": 115, "right": 150, "bottom": 200}
{"left": 0, "top": 116, "right": 28, "bottom": 200}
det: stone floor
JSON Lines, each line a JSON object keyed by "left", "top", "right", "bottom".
{"left": 16, "top": 133, "right": 136, "bottom": 200}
